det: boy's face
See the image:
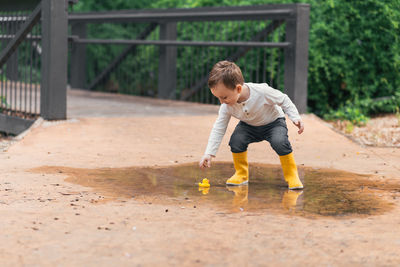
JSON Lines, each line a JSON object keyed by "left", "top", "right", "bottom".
{"left": 210, "top": 82, "right": 242, "bottom": 105}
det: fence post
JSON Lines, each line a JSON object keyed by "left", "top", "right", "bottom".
{"left": 41, "top": 0, "right": 68, "bottom": 120}
{"left": 6, "top": 53, "right": 18, "bottom": 81}
{"left": 158, "top": 22, "right": 177, "bottom": 99}
{"left": 284, "top": 4, "right": 310, "bottom": 114}
{"left": 5, "top": 15, "right": 18, "bottom": 80}
{"left": 70, "top": 22, "right": 87, "bottom": 89}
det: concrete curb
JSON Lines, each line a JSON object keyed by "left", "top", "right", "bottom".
{"left": 0, "top": 117, "right": 44, "bottom": 152}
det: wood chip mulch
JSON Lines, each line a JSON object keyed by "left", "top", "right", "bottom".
{"left": 328, "top": 114, "right": 400, "bottom": 147}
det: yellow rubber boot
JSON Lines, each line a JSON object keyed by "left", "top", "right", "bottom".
{"left": 226, "top": 151, "right": 249, "bottom": 185}
{"left": 279, "top": 152, "right": 304, "bottom": 190}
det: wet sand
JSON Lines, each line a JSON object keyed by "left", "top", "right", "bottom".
{"left": 0, "top": 111, "right": 400, "bottom": 266}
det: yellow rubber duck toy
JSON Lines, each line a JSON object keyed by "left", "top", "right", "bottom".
{"left": 198, "top": 178, "right": 210, "bottom": 195}
{"left": 198, "top": 178, "right": 210, "bottom": 188}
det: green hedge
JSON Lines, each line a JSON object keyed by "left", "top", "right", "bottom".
{"left": 306, "top": 0, "right": 400, "bottom": 116}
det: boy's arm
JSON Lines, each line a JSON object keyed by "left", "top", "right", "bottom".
{"left": 202, "top": 105, "right": 231, "bottom": 160}
{"left": 263, "top": 84, "right": 301, "bottom": 123}
{"left": 263, "top": 84, "right": 304, "bottom": 134}
{"left": 199, "top": 154, "right": 214, "bottom": 168}
{"left": 293, "top": 120, "right": 304, "bottom": 134}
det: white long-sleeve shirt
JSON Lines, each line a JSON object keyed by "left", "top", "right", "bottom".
{"left": 204, "top": 82, "right": 301, "bottom": 156}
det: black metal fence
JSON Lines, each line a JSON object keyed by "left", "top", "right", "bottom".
{"left": 0, "top": 2, "right": 309, "bottom": 135}
{"left": 69, "top": 4, "right": 310, "bottom": 112}
{"left": 0, "top": 9, "right": 41, "bottom": 118}
{"left": 0, "top": 0, "right": 68, "bottom": 134}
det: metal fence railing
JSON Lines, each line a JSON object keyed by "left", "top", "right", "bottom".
{"left": 175, "top": 19, "right": 286, "bottom": 105}
{"left": 0, "top": 9, "right": 42, "bottom": 119}
{"left": 0, "top": 2, "right": 309, "bottom": 135}
{"left": 69, "top": 4, "right": 310, "bottom": 113}
{"left": 0, "top": 0, "right": 69, "bottom": 135}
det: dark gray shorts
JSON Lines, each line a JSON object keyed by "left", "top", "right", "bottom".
{"left": 229, "top": 117, "right": 292, "bottom": 156}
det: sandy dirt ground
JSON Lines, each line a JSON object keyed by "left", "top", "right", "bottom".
{"left": 0, "top": 94, "right": 400, "bottom": 266}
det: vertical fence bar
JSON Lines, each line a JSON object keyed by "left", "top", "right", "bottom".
{"left": 70, "top": 22, "right": 87, "bottom": 89}
{"left": 284, "top": 4, "right": 310, "bottom": 114}
{"left": 12, "top": 12, "right": 17, "bottom": 115}
{"left": 158, "top": 22, "right": 177, "bottom": 99}
{"left": 18, "top": 11, "right": 22, "bottom": 114}
{"left": 29, "top": 23, "right": 33, "bottom": 115}
{"left": 33, "top": 22, "right": 39, "bottom": 115}
{"left": 5, "top": 12, "right": 10, "bottom": 114}
{"left": 1, "top": 13, "right": 4, "bottom": 104}
{"left": 41, "top": 0, "right": 68, "bottom": 120}
{"left": 24, "top": 12, "right": 29, "bottom": 117}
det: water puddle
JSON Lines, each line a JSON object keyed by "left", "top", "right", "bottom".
{"left": 32, "top": 162, "right": 400, "bottom": 218}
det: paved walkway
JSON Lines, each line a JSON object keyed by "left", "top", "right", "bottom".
{"left": 0, "top": 89, "right": 399, "bottom": 266}
{"left": 67, "top": 89, "right": 219, "bottom": 118}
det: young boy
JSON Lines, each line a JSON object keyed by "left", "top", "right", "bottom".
{"left": 199, "top": 60, "right": 304, "bottom": 190}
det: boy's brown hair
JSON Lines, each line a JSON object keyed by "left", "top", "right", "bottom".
{"left": 208, "top": 60, "right": 244, "bottom": 90}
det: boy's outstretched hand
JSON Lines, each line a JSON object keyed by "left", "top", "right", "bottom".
{"left": 293, "top": 120, "right": 304, "bottom": 134}
{"left": 199, "top": 154, "right": 214, "bottom": 169}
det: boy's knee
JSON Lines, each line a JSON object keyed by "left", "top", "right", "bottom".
{"left": 270, "top": 136, "right": 292, "bottom": 156}
{"left": 229, "top": 133, "right": 248, "bottom": 153}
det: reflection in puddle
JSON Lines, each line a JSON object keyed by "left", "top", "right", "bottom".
{"left": 32, "top": 162, "right": 399, "bottom": 218}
